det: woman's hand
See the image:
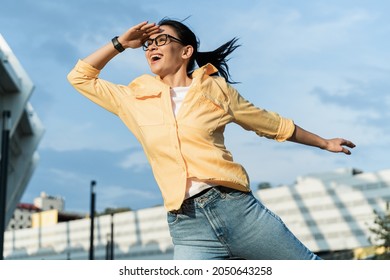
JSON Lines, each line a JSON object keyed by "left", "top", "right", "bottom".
{"left": 288, "top": 125, "right": 356, "bottom": 155}
{"left": 117, "top": 21, "right": 161, "bottom": 50}
{"left": 323, "top": 138, "right": 356, "bottom": 155}
{"left": 82, "top": 21, "right": 161, "bottom": 70}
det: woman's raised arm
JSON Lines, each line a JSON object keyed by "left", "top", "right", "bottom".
{"left": 83, "top": 21, "right": 160, "bottom": 70}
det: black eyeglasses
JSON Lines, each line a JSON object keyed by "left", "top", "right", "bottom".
{"left": 142, "top": 34, "right": 185, "bottom": 51}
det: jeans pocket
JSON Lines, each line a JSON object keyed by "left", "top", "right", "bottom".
{"left": 167, "top": 211, "right": 179, "bottom": 225}
{"left": 221, "top": 187, "right": 248, "bottom": 200}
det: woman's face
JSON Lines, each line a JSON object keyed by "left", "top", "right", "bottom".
{"left": 144, "top": 25, "right": 189, "bottom": 78}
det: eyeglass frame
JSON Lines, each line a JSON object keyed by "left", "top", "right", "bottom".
{"left": 142, "top": 34, "right": 185, "bottom": 51}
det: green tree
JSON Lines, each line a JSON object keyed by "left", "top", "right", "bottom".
{"left": 257, "top": 182, "right": 272, "bottom": 190}
{"left": 368, "top": 202, "right": 390, "bottom": 259}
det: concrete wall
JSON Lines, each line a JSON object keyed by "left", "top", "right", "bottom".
{"left": 258, "top": 168, "right": 390, "bottom": 252}
{"left": 4, "top": 206, "right": 173, "bottom": 260}
{"left": 3, "top": 168, "right": 390, "bottom": 260}
{"left": 0, "top": 34, "right": 44, "bottom": 226}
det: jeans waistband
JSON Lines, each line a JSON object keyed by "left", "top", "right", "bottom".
{"left": 185, "top": 187, "right": 214, "bottom": 201}
{"left": 171, "top": 186, "right": 237, "bottom": 213}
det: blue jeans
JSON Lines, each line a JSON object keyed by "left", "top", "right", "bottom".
{"left": 167, "top": 186, "right": 321, "bottom": 260}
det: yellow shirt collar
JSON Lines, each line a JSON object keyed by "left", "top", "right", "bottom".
{"left": 132, "top": 63, "right": 219, "bottom": 98}
{"left": 192, "top": 63, "right": 218, "bottom": 77}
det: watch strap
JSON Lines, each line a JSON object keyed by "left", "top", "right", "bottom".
{"left": 111, "top": 36, "right": 125, "bottom": 53}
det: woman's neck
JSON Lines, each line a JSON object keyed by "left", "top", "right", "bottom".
{"left": 161, "top": 69, "right": 192, "bottom": 88}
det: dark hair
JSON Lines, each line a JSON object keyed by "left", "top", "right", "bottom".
{"left": 158, "top": 18, "right": 240, "bottom": 84}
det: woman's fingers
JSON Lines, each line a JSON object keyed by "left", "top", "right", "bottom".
{"left": 133, "top": 21, "right": 160, "bottom": 34}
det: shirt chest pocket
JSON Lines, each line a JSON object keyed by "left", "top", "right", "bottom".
{"left": 134, "top": 93, "right": 164, "bottom": 126}
{"left": 184, "top": 93, "right": 228, "bottom": 133}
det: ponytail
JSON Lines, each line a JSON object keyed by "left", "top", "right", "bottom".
{"left": 157, "top": 18, "right": 240, "bottom": 84}
{"left": 194, "top": 38, "right": 240, "bottom": 84}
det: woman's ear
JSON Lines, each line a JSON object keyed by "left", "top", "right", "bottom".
{"left": 181, "top": 45, "right": 194, "bottom": 59}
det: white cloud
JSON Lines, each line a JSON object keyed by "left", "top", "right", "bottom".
{"left": 97, "top": 184, "right": 160, "bottom": 209}
{"left": 39, "top": 113, "right": 137, "bottom": 152}
{"left": 118, "top": 151, "right": 150, "bottom": 172}
{"left": 47, "top": 168, "right": 89, "bottom": 188}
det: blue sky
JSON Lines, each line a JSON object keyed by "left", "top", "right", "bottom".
{"left": 1, "top": 0, "right": 389, "bottom": 213}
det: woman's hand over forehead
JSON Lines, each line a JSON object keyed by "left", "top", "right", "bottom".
{"left": 119, "top": 21, "right": 162, "bottom": 50}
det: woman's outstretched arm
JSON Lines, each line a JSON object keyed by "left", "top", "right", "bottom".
{"left": 287, "top": 125, "right": 356, "bottom": 155}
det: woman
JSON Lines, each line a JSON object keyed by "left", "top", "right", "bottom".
{"left": 67, "top": 19, "right": 355, "bottom": 259}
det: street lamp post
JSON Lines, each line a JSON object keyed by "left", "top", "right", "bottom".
{"left": 110, "top": 213, "right": 114, "bottom": 260}
{"left": 0, "top": 111, "right": 11, "bottom": 260}
{"left": 89, "top": 180, "right": 96, "bottom": 260}
{"left": 105, "top": 213, "right": 114, "bottom": 260}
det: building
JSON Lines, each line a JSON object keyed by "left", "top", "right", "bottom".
{"left": 3, "top": 168, "right": 390, "bottom": 260}
{"left": 6, "top": 203, "right": 40, "bottom": 231}
{"left": 33, "top": 192, "right": 64, "bottom": 212}
{"left": 0, "top": 34, "right": 44, "bottom": 228}
{"left": 6, "top": 192, "right": 73, "bottom": 231}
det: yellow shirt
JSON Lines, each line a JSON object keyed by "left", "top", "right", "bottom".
{"left": 67, "top": 60, "right": 295, "bottom": 211}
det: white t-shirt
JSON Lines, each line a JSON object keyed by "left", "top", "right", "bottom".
{"left": 170, "top": 85, "right": 188, "bottom": 116}
{"left": 170, "top": 86, "right": 216, "bottom": 199}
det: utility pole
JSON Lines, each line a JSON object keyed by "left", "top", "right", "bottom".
{"left": 110, "top": 212, "right": 114, "bottom": 260}
{"left": 105, "top": 213, "right": 114, "bottom": 260}
{"left": 0, "top": 111, "right": 11, "bottom": 260}
{"left": 89, "top": 180, "right": 96, "bottom": 260}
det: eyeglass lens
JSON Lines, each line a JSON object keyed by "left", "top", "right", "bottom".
{"left": 144, "top": 34, "right": 168, "bottom": 49}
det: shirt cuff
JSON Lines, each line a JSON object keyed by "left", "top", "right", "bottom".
{"left": 275, "top": 118, "right": 295, "bottom": 142}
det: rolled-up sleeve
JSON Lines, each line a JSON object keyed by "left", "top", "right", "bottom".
{"left": 224, "top": 81, "right": 295, "bottom": 142}
{"left": 67, "top": 60, "right": 127, "bottom": 115}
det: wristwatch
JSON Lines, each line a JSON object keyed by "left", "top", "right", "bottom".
{"left": 111, "top": 36, "right": 125, "bottom": 53}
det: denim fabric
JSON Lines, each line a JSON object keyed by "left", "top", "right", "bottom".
{"left": 167, "top": 186, "right": 321, "bottom": 260}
